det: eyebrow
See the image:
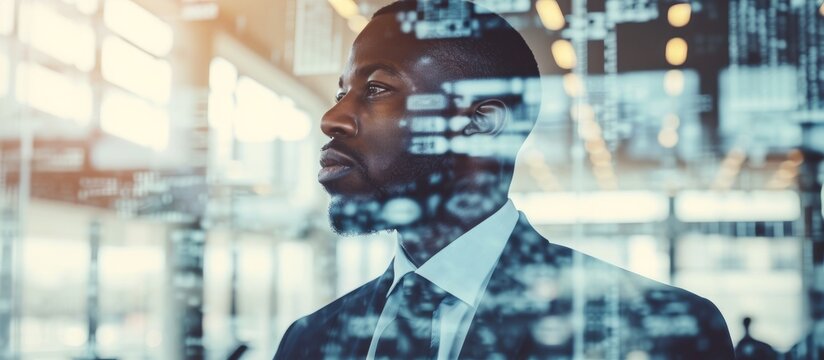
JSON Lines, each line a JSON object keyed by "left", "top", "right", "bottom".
{"left": 338, "top": 62, "right": 404, "bottom": 88}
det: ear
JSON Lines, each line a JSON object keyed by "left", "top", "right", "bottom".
{"left": 462, "top": 99, "right": 508, "bottom": 136}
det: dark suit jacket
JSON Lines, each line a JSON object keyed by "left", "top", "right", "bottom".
{"left": 274, "top": 213, "right": 735, "bottom": 359}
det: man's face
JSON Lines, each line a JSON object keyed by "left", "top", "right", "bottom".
{"left": 319, "top": 15, "right": 450, "bottom": 234}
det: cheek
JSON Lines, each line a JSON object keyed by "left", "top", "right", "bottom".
{"left": 362, "top": 129, "right": 411, "bottom": 181}
{"left": 359, "top": 100, "right": 413, "bottom": 180}
{"left": 366, "top": 134, "right": 409, "bottom": 175}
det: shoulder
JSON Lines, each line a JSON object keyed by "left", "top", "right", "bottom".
{"left": 511, "top": 222, "right": 720, "bottom": 311}
{"left": 564, "top": 248, "right": 735, "bottom": 358}
{"left": 508, "top": 223, "right": 734, "bottom": 358}
{"left": 547, "top": 239, "right": 731, "bottom": 329}
{"left": 273, "top": 278, "right": 381, "bottom": 360}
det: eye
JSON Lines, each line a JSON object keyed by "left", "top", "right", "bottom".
{"left": 366, "top": 83, "right": 389, "bottom": 97}
{"left": 334, "top": 91, "right": 346, "bottom": 102}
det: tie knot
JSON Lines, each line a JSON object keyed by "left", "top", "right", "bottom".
{"left": 398, "top": 272, "right": 448, "bottom": 317}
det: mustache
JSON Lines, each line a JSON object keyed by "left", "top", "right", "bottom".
{"left": 321, "top": 139, "right": 367, "bottom": 171}
{"left": 321, "top": 139, "right": 390, "bottom": 197}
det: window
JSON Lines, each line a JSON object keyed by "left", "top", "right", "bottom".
{"left": 234, "top": 76, "right": 311, "bottom": 143}
{"left": 0, "top": 0, "right": 14, "bottom": 35}
{"left": 103, "top": 0, "right": 173, "bottom": 57}
{"left": 17, "top": 2, "right": 96, "bottom": 71}
{"left": 101, "top": 36, "right": 172, "bottom": 104}
{"left": 15, "top": 62, "right": 93, "bottom": 124}
{"left": 100, "top": 89, "right": 170, "bottom": 150}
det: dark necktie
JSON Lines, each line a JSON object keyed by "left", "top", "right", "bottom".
{"left": 374, "top": 272, "right": 448, "bottom": 359}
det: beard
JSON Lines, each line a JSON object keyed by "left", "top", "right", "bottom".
{"left": 327, "top": 151, "right": 452, "bottom": 236}
{"left": 327, "top": 155, "right": 511, "bottom": 236}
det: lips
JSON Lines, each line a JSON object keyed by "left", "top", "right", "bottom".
{"left": 319, "top": 148, "right": 358, "bottom": 183}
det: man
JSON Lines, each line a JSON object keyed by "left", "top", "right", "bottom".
{"left": 275, "top": 0, "right": 734, "bottom": 359}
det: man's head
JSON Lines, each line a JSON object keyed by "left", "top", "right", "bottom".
{"left": 320, "top": 0, "right": 541, "bottom": 235}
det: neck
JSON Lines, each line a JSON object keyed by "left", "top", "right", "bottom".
{"left": 395, "top": 195, "right": 507, "bottom": 266}
{"left": 391, "top": 159, "right": 514, "bottom": 265}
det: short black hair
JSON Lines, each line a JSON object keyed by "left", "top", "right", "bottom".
{"left": 371, "top": 0, "right": 541, "bottom": 132}
{"left": 372, "top": 0, "right": 540, "bottom": 81}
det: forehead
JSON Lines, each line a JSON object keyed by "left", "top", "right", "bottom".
{"left": 352, "top": 15, "right": 416, "bottom": 59}
{"left": 341, "top": 15, "right": 444, "bottom": 88}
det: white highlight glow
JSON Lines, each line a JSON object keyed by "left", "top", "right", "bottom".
{"left": 77, "top": 0, "right": 100, "bottom": 14}
{"left": 627, "top": 235, "right": 667, "bottom": 283}
{"left": 64, "top": 0, "right": 101, "bottom": 14}
{"left": 209, "top": 57, "right": 238, "bottom": 93}
{"left": 104, "top": 0, "right": 174, "bottom": 57}
{"left": 277, "top": 242, "right": 314, "bottom": 318}
{"left": 676, "top": 190, "right": 800, "bottom": 222}
{"left": 17, "top": 2, "right": 96, "bottom": 71}
{"left": 208, "top": 91, "right": 234, "bottom": 128}
{"left": 96, "top": 324, "right": 119, "bottom": 347}
{"left": 512, "top": 191, "right": 669, "bottom": 224}
{"left": 235, "top": 76, "right": 280, "bottom": 142}
{"left": 327, "top": 0, "right": 359, "bottom": 18}
{"left": 658, "top": 128, "right": 679, "bottom": 148}
{"left": 234, "top": 76, "right": 311, "bottom": 142}
{"left": 273, "top": 241, "right": 318, "bottom": 338}
{"left": 0, "top": 0, "right": 14, "bottom": 35}
{"left": 562, "top": 73, "right": 584, "bottom": 97}
{"left": 347, "top": 14, "right": 369, "bottom": 33}
{"left": 99, "top": 246, "right": 163, "bottom": 281}
{"left": 536, "top": 0, "right": 565, "bottom": 30}
{"left": 666, "top": 37, "right": 688, "bottom": 66}
{"left": 15, "top": 62, "right": 93, "bottom": 124}
{"left": 551, "top": 39, "right": 576, "bottom": 70}
{"left": 23, "top": 240, "right": 87, "bottom": 288}
{"left": 62, "top": 326, "right": 87, "bottom": 347}
{"left": 100, "top": 89, "right": 170, "bottom": 151}
{"left": 664, "top": 69, "right": 685, "bottom": 96}
{"left": 279, "top": 98, "right": 312, "bottom": 141}
{"left": 0, "top": 53, "right": 8, "bottom": 97}
{"left": 658, "top": 113, "right": 680, "bottom": 148}
{"left": 667, "top": 3, "right": 691, "bottom": 27}
{"left": 102, "top": 36, "right": 172, "bottom": 104}
{"left": 180, "top": 2, "right": 219, "bottom": 21}
{"left": 337, "top": 235, "right": 393, "bottom": 296}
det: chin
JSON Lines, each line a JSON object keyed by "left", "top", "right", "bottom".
{"left": 326, "top": 185, "right": 435, "bottom": 235}
{"left": 327, "top": 193, "right": 393, "bottom": 236}
{"left": 324, "top": 154, "right": 454, "bottom": 235}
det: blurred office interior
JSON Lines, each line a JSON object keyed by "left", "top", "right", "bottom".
{"left": 0, "top": 0, "right": 823, "bottom": 358}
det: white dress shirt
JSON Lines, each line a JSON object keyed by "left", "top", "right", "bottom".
{"left": 366, "top": 200, "right": 519, "bottom": 360}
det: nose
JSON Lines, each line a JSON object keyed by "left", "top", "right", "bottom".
{"left": 321, "top": 98, "right": 357, "bottom": 138}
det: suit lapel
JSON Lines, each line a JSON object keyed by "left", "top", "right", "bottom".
{"left": 321, "top": 214, "right": 564, "bottom": 359}
{"left": 459, "top": 213, "right": 550, "bottom": 359}
{"left": 334, "top": 262, "right": 394, "bottom": 359}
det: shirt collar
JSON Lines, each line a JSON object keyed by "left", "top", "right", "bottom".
{"left": 388, "top": 199, "right": 519, "bottom": 307}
